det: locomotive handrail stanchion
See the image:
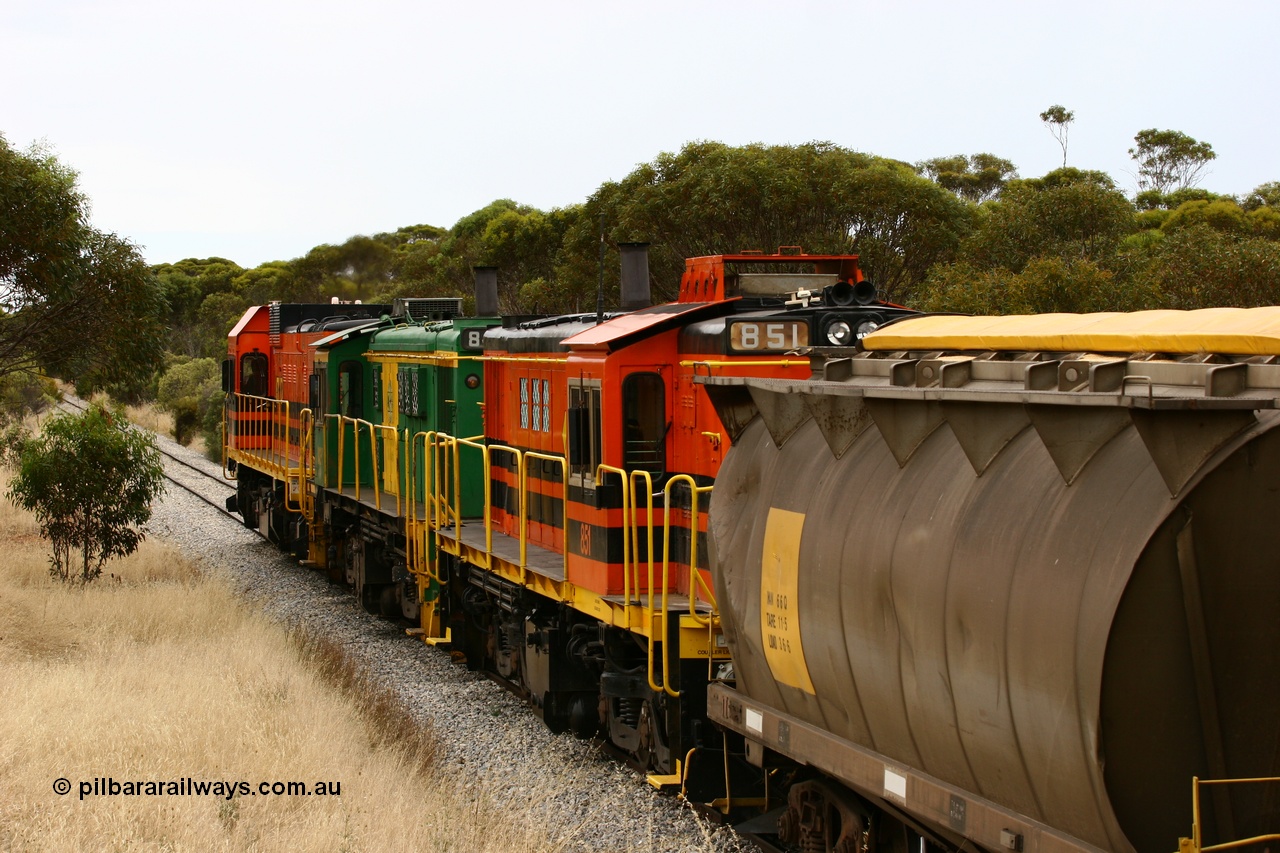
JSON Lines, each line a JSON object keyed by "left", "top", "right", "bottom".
{"left": 623, "top": 468, "right": 670, "bottom": 696}
{"left": 370, "top": 423, "right": 400, "bottom": 516}
{"left": 662, "top": 476, "right": 716, "bottom": 626}
{"left": 221, "top": 395, "right": 234, "bottom": 480}
{"left": 658, "top": 474, "right": 709, "bottom": 697}
{"left": 490, "top": 443, "right": 523, "bottom": 569}
{"left": 303, "top": 409, "right": 316, "bottom": 521}
{"left": 284, "top": 405, "right": 306, "bottom": 515}
{"left": 1180, "top": 776, "right": 1280, "bottom": 853}
{"left": 365, "top": 420, "right": 383, "bottom": 512}
{"left": 344, "top": 417, "right": 362, "bottom": 503}
{"left": 687, "top": 483, "right": 716, "bottom": 625}
{"left": 411, "top": 430, "right": 446, "bottom": 584}
{"left": 324, "top": 413, "right": 345, "bottom": 494}
{"left": 597, "top": 464, "right": 634, "bottom": 629}
{"left": 524, "top": 451, "right": 566, "bottom": 577}
{"left": 630, "top": 470, "right": 655, "bottom": 606}
{"left": 455, "top": 435, "right": 510, "bottom": 569}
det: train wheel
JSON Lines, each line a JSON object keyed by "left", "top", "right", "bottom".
{"left": 635, "top": 702, "right": 655, "bottom": 770}
{"left": 378, "top": 585, "right": 398, "bottom": 619}
{"left": 568, "top": 693, "right": 598, "bottom": 739}
{"left": 359, "top": 583, "right": 380, "bottom": 614}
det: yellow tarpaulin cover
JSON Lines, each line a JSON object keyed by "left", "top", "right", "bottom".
{"left": 863, "top": 308, "right": 1280, "bottom": 356}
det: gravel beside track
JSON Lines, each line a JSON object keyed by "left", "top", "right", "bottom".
{"left": 142, "top": 429, "right": 749, "bottom": 852}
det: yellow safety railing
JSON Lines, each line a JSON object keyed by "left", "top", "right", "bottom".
{"left": 407, "top": 430, "right": 443, "bottom": 582}
{"left": 225, "top": 392, "right": 304, "bottom": 477}
{"left": 437, "top": 435, "right": 522, "bottom": 570}
{"left": 1179, "top": 777, "right": 1280, "bottom": 853}
{"left": 283, "top": 408, "right": 316, "bottom": 517}
{"left": 646, "top": 475, "right": 716, "bottom": 697}
{"left": 371, "top": 422, "right": 401, "bottom": 516}
{"left": 596, "top": 464, "right": 637, "bottom": 628}
{"left": 523, "top": 451, "right": 568, "bottom": 577}
{"left": 321, "top": 415, "right": 403, "bottom": 516}
{"left": 667, "top": 477, "right": 717, "bottom": 625}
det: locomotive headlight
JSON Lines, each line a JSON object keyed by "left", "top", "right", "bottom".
{"left": 825, "top": 320, "right": 853, "bottom": 345}
{"left": 465, "top": 374, "right": 480, "bottom": 390}
{"left": 855, "top": 320, "right": 880, "bottom": 340}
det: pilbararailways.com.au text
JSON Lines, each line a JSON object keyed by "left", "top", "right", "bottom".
{"left": 55, "top": 777, "right": 341, "bottom": 801}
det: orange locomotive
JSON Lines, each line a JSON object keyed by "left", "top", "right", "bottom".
{"left": 436, "top": 246, "right": 914, "bottom": 790}
{"left": 222, "top": 245, "right": 913, "bottom": 800}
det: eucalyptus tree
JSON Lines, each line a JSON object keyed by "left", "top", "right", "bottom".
{"left": 558, "top": 141, "right": 975, "bottom": 306}
{"left": 0, "top": 135, "right": 165, "bottom": 389}
{"left": 1040, "top": 105, "right": 1075, "bottom": 168}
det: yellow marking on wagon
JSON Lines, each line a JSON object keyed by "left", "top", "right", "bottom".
{"left": 761, "top": 507, "right": 814, "bottom": 695}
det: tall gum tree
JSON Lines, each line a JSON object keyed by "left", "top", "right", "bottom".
{"left": 0, "top": 135, "right": 165, "bottom": 388}
{"left": 557, "top": 141, "right": 974, "bottom": 306}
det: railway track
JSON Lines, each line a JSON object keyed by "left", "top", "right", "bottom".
{"left": 55, "top": 396, "right": 237, "bottom": 518}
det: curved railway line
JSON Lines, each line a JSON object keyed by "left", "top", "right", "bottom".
{"left": 55, "top": 396, "right": 237, "bottom": 518}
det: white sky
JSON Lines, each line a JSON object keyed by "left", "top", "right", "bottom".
{"left": 4, "top": 0, "right": 1277, "bottom": 269}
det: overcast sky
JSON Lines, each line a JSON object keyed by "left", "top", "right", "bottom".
{"left": 4, "top": 0, "right": 1276, "bottom": 269}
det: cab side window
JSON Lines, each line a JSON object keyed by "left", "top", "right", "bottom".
{"left": 622, "top": 372, "right": 666, "bottom": 476}
{"left": 338, "top": 361, "right": 363, "bottom": 419}
{"left": 240, "top": 352, "right": 268, "bottom": 397}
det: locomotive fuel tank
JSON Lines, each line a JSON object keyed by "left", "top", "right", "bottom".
{"left": 704, "top": 313, "right": 1280, "bottom": 853}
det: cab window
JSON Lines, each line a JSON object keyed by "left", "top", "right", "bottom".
{"left": 240, "top": 352, "right": 268, "bottom": 397}
{"left": 338, "top": 361, "right": 363, "bottom": 418}
{"left": 622, "top": 372, "right": 666, "bottom": 476}
{"left": 568, "top": 381, "right": 602, "bottom": 486}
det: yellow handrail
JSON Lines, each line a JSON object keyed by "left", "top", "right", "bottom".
{"left": 523, "top": 451, "right": 568, "bottom": 575}
{"left": 344, "top": 417, "right": 374, "bottom": 504}
{"left": 680, "top": 359, "right": 809, "bottom": 369}
{"left": 1180, "top": 776, "right": 1280, "bottom": 853}
{"left": 444, "top": 435, "right": 521, "bottom": 570}
{"left": 284, "top": 407, "right": 313, "bottom": 517}
{"left": 596, "top": 464, "right": 633, "bottom": 628}
{"left": 673, "top": 478, "right": 717, "bottom": 626}
{"left": 408, "top": 430, "right": 442, "bottom": 582}
{"left": 370, "top": 421, "right": 401, "bottom": 516}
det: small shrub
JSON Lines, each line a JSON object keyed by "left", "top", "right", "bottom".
{"left": 6, "top": 403, "right": 165, "bottom": 583}
{"left": 156, "top": 357, "right": 222, "bottom": 447}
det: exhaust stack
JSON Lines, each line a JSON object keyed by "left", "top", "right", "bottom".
{"left": 618, "top": 243, "right": 651, "bottom": 310}
{"left": 473, "top": 266, "right": 499, "bottom": 317}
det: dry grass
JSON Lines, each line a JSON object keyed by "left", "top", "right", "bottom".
{"left": 0, "top": 471, "right": 597, "bottom": 853}
{"left": 85, "top": 390, "right": 176, "bottom": 439}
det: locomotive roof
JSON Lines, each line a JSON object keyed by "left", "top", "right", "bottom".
{"left": 864, "top": 307, "right": 1280, "bottom": 356}
{"left": 561, "top": 301, "right": 722, "bottom": 352}
{"left": 484, "top": 313, "right": 615, "bottom": 353}
{"left": 309, "top": 318, "right": 385, "bottom": 348}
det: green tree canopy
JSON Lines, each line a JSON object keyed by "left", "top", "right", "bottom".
{"left": 556, "top": 141, "right": 974, "bottom": 305}
{"left": 1039, "top": 105, "right": 1075, "bottom": 167}
{"left": 7, "top": 403, "right": 165, "bottom": 583}
{"left": 1136, "top": 224, "right": 1280, "bottom": 308}
{"left": 156, "top": 356, "right": 222, "bottom": 447}
{"left": 958, "top": 167, "right": 1136, "bottom": 273}
{"left": 917, "top": 153, "right": 1018, "bottom": 204}
{"left": 1243, "top": 181, "right": 1280, "bottom": 212}
{"left": 1129, "top": 128, "right": 1217, "bottom": 197}
{"left": 152, "top": 257, "right": 245, "bottom": 357}
{"left": 0, "top": 136, "right": 166, "bottom": 388}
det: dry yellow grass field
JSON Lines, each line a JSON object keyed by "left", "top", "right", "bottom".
{"left": 0, "top": 471, "right": 655, "bottom": 852}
